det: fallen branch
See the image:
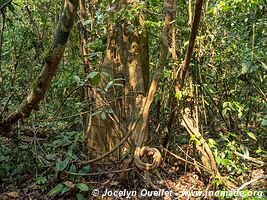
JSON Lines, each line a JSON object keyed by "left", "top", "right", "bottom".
{"left": 237, "top": 175, "right": 267, "bottom": 191}
{"left": 234, "top": 151, "right": 267, "bottom": 166}
{"left": 65, "top": 168, "right": 135, "bottom": 176}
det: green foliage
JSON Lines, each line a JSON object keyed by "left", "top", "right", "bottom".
{"left": 222, "top": 101, "right": 245, "bottom": 118}
{"left": 76, "top": 183, "right": 90, "bottom": 192}
{"left": 0, "top": 0, "right": 266, "bottom": 198}
{"left": 48, "top": 183, "right": 64, "bottom": 196}
{"left": 36, "top": 176, "right": 47, "bottom": 185}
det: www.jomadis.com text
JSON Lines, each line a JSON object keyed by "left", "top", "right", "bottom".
{"left": 91, "top": 188, "right": 265, "bottom": 198}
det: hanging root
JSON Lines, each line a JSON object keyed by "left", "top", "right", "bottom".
{"left": 134, "top": 146, "right": 162, "bottom": 171}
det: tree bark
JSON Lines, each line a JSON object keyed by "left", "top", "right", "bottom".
{"left": 88, "top": 0, "right": 149, "bottom": 158}
{"left": 0, "top": 9, "right": 6, "bottom": 97}
{"left": 0, "top": 0, "right": 79, "bottom": 136}
{"left": 178, "top": 0, "right": 203, "bottom": 90}
{"left": 133, "top": 0, "right": 175, "bottom": 170}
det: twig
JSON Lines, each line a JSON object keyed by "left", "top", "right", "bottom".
{"left": 237, "top": 175, "right": 267, "bottom": 191}
{"left": 162, "top": 147, "right": 213, "bottom": 174}
{"left": 53, "top": 85, "right": 86, "bottom": 116}
{"left": 234, "top": 151, "right": 267, "bottom": 166}
{"left": 0, "top": 92, "right": 13, "bottom": 117}
{"left": 65, "top": 167, "right": 135, "bottom": 176}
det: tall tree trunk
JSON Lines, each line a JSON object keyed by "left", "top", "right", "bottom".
{"left": 0, "top": 0, "right": 79, "bottom": 136}
{"left": 87, "top": 0, "right": 149, "bottom": 159}
{"left": 77, "top": 0, "right": 93, "bottom": 140}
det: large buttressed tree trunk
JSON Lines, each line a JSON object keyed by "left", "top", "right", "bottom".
{"left": 87, "top": 0, "right": 149, "bottom": 158}
{"left": 0, "top": 0, "right": 79, "bottom": 136}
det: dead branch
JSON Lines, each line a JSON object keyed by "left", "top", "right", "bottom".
{"left": 237, "top": 175, "right": 267, "bottom": 191}
{"left": 234, "top": 151, "right": 267, "bottom": 166}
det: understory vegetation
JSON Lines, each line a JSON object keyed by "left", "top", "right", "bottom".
{"left": 0, "top": 0, "right": 266, "bottom": 199}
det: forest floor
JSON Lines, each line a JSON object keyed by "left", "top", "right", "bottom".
{"left": 0, "top": 132, "right": 266, "bottom": 200}
{"left": 0, "top": 143, "right": 267, "bottom": 200}
{"left": 1, "top": 163, "right": 266, "bottom": 200}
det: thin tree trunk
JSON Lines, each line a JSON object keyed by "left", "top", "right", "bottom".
{"left": 188, "top": 0, "right": 192, "bottom": 27}
{"left": 178, "top": 0, "right": 203, "bottom": 90}
{"left": 133, "top": 0, "right": 176, "bottom": 170}
{"left": 0, "top": 0, "right": 79, "bottom": 136}
{"left": 0, "top": 10, "right": 6, "bottom": 96}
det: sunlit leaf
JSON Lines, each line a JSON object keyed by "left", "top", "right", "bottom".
{"left": 260, "top": 62, "right": 267, "bottom": 70}
{"left": 175, "top": 90, "right": 182, "bottom": 100}
{"left": 246, "top": 132, "right": 257, "bottom": 141}
{"left": 105, "top": 81, "right": 113, "bottom": 91}
{"left": 220, "top": 158, "right": 232, "bottom": 166}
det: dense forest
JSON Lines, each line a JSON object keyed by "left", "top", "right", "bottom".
{"left": 0, "top": 0, "right": 266, "bottom": 199}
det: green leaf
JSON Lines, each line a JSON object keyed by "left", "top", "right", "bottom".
{"left": 60, "top": 186, "right": 71, "bottom": 195}
{"left": 92, "top": 74, "right": 101, "bottom": 86}
{"left": 261, "top": 119, "right": 267, "bottom": 126}
{"left": 105, "top": 81, "right": 113, "bottom": 91}
{"left": 76, "top": 183, "right": 90, "bottom": 192}
{"left": 69, "top": 164, "right": 77, "bottom": 173}
{"left": 87, "top": 72, "right": 101, "bottom": 85}
{"left": 36, "top": 177, "right": 47, "bottom": 185}
{"left": 240, "top": 144, "right": 249, "bottom": 157}
{"left": 260, "top": 62, "right": 267, "bottom": 70}
{"left": 175, "top": 90, "right": 182, "bottom": 100}
{"left": 256, "top": 147, "right": 263, "bottom": 154}
{"left": 241, "top": 63, "right": 249, "bottom": 74}
{"left": 92, "top": 110, "right": 102, "bottom": 116}
{"left": 220, "top": 158, "right": 232, "bottom": 166}
{"left": 101, "top": 111, "right": 107, "bottom": 120}
{"left": 246, "top": 132, "right": 257, "bottom": 141}
{"left": 48, "top": 183, "right": 64, "bottom": 196}
{"left": 215, "top": 156, "right": 221, "bottom": 165}
{"left": 45, "top": 154, "right": 56, "bottom": 161}
{"left": 208, "top": 138, "right": 216, "bottom": 147}
{"left": 56, "top": 158, "right": 70, "bottom": 172}
{"left": 228, "top": 132, "right": 237, "bottom": 138}
{"left": 79, "top": 166, "right": 90, "bottom": 174}
{"left": 76, "top": 193, "right": 86, "bottom": 200}
{"left": 87, "top": 71, "right": 99, "bottom": 79}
